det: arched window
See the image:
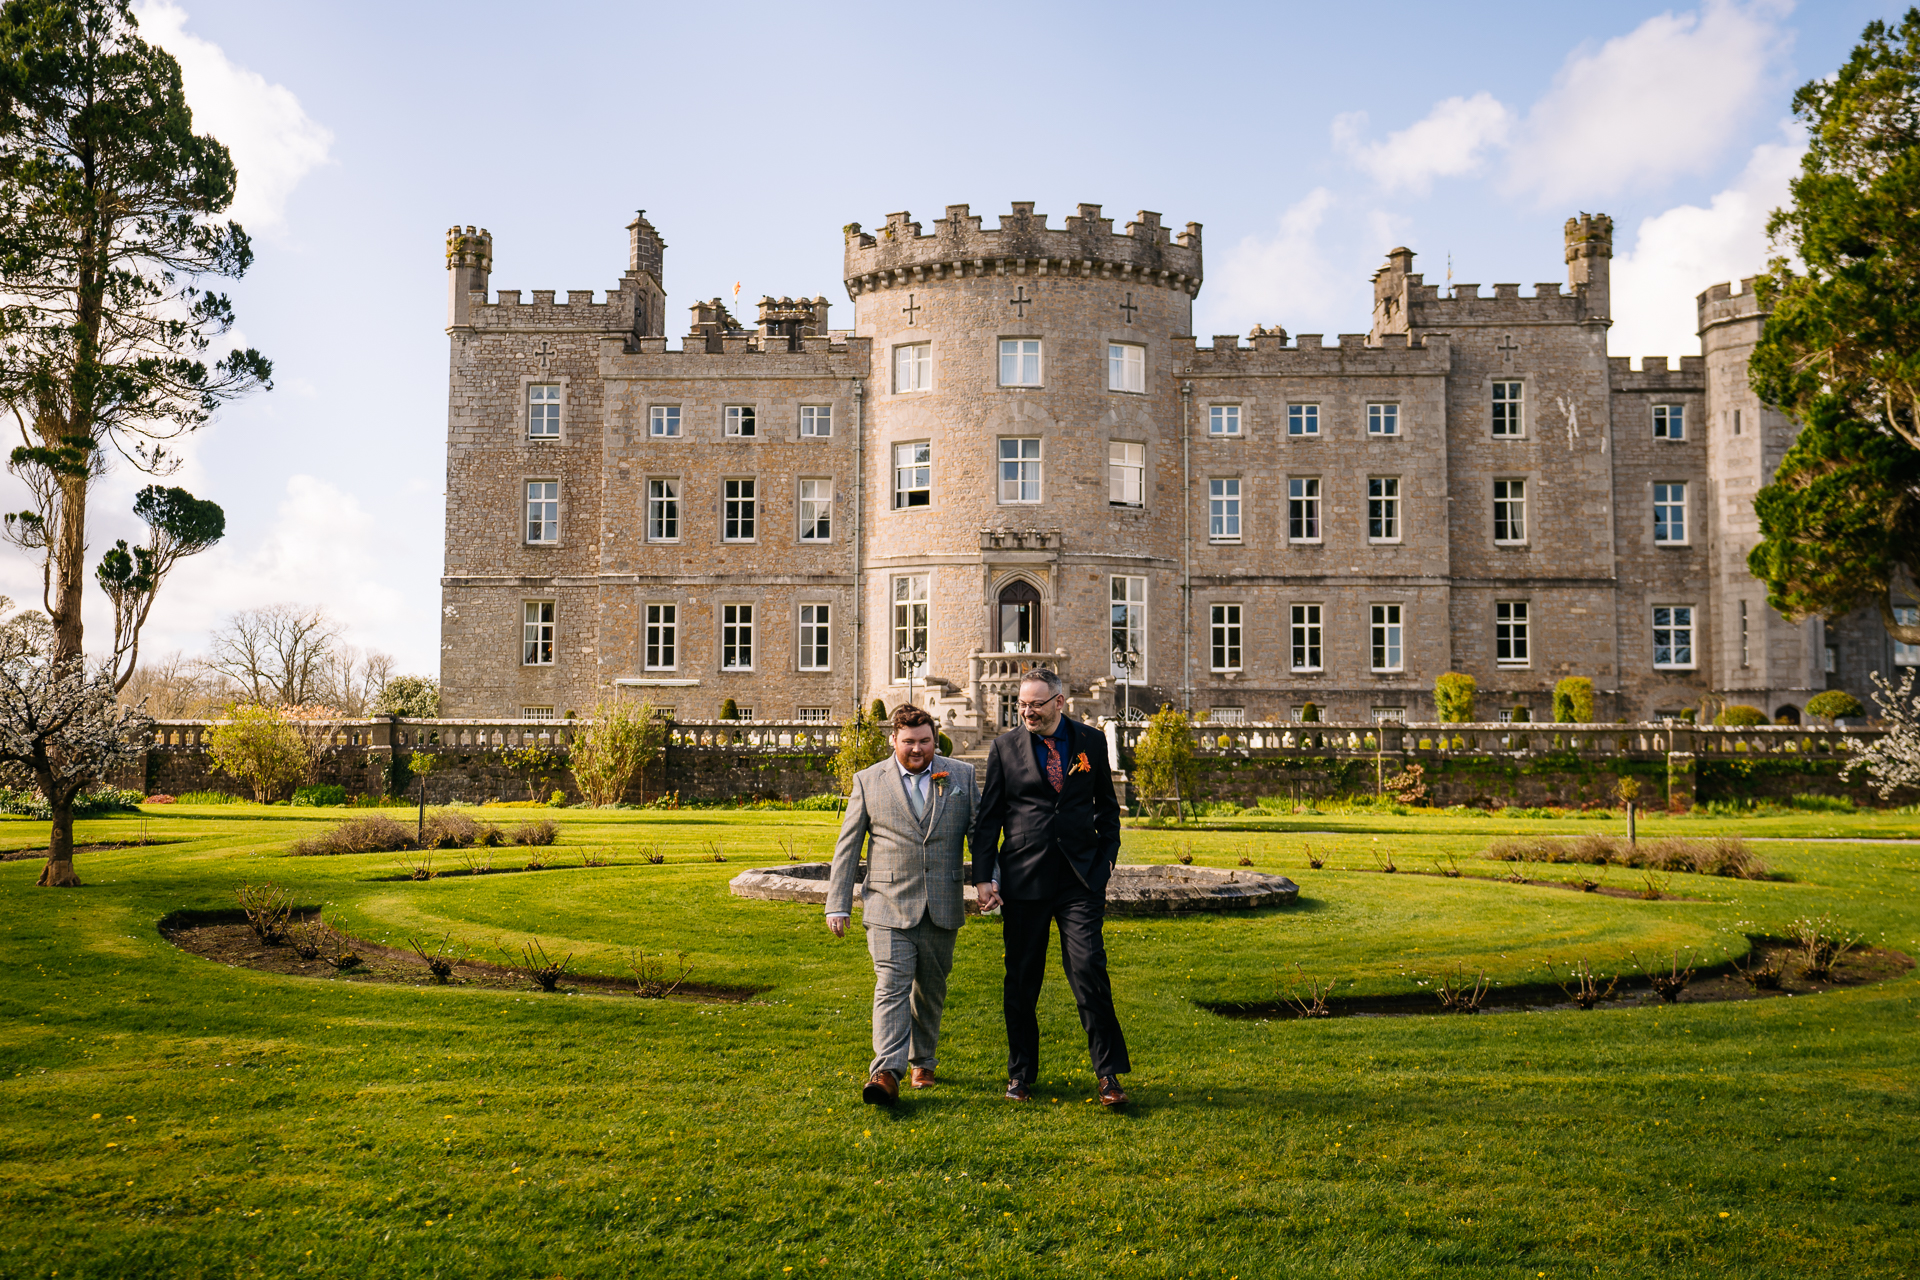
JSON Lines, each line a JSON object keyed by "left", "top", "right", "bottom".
{"left": 998, "top": 579, "right": 1041, "bottom": 654}
{"left": 1774, "top": 704, "right": 1801, "bottom": 726}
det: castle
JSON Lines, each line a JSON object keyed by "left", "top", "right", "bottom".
{"left": 437, "top": 202, "right": 1910, "bottom": 732}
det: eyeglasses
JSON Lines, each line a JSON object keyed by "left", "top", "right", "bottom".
{"left": 1015, "top": 697, "right": 1062, "bottom": 713}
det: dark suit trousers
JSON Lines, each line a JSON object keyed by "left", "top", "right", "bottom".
{"left": 1001, "top": 885, "right": 1130, "bottom": 1081}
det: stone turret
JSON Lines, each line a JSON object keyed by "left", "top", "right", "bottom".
{"left": 627, "top": 210, "right": 665, "bottom": 283}
{"left": 1564, "top": 212, "right": 1612, "bottom": 322}
{"left": 445, "top": 225, "right": 492, "bottom": 328}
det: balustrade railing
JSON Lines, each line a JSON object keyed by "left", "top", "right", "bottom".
{"left": 1108, "top": 720, "right": 1885, "bottom": 760}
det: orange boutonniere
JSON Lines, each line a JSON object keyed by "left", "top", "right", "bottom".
{"left": 1067, "top": 752, "right": 1092, "bottom": 776}
{"left": 932, "top": 770, "right": 950, "bottom": 793}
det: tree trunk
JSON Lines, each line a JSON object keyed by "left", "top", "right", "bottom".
{"left": 36, "top": 798, "right": 80, "bottom": 887}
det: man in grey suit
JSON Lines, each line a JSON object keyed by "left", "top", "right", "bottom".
{"left": 826, "top": 704, "right": 975, "bottom": 1107}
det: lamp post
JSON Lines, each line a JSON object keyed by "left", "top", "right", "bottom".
{"left": 1112, "top": 644, "right": 1141, "bottom": 766}
{"left": 897, "top": 645, "right": 927, "bottom": 713}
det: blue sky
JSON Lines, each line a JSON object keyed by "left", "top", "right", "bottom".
{"left": 0, "top": 0, "right": 1890, "bottom": 677}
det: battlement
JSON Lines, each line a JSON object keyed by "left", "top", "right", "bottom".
{"left": 447, "top": 225, "right": 492, "bottom": 272}
{"left": 1696, "top": 276, "right": 1767, "bottom": 335}
{"left": 1608, "top": 354, "right": 1706, "bottom": 392}
{"left": 463, "top": 281, "right": 647, "bottom": 333}
{"left": 600, "top": 332, "right": 872, "bottom": 370}
{"left": 1176, "top": 330, "right": 1449, "bottom": 375}
{"left": 843, "top": 201, "right": 1203, "bottom": 299}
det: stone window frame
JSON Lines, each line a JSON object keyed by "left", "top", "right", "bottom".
{"left": 798, "top": 476, "right": 834, "bottom": 543}
{"left": 997, "top": 436, "right": 1043, "bottom": 505}
{"left": 1108, "top": 439, "right": 1146, "bottom": 508}
{"left": 648, "top": 403, "right": 682, "bottom": 439}
{"left": 1208, "top": 476, "right": 1242, "bottom": 544}
{"left": 1651, "top": 604, "right": 1696, "bottom": 670}
{"left": 1495, "top": 600, "right": 1530, "bottom": 668}
{"left": 998, "top": 337, "right": 1043, "bottom": 388}
{"left": 520, "top": 375, "right": 568, "bottom": 443}
{"left": 1111, "top": 575, "right": 1147, "bottom": 681}
{"left": 797, "top": 601, "right": 832, "bottom": 672}
{"left": 523, "top": 477, "right": 560, "bottom": 546}
{"left": 723, "top": 404, "right": 760, "bottom": 440}
{"left": 645, "top": 476, "right": 681, "bottom": 544}
{"left": 1492, "top": 476, "right": 1528, "bottom": 546}
{"left": 1209, "top": 601, "right": 1243, "bottom": 673}
{"left": 644, "top": 602, "right": 678, "bottom": 672}
{"left": 892, "top": 440, "right": 933, "bottom": 511}
{"left": 1489, "top": 376, "right": 1527, "bottom": 439}
{"left": 799, "top": 403, "right": 834, "bottom": 439}
{"left": 1652, "top": 403, "right": 1686, "bottom": 441}
{"left": 891, "top": 574, "right": 930, "bottom": 683}
{"left": 522, "top": 706, "right": 555, "bottom": 720}
{"left": 1286, "top": 403, "right": 1321, "bottom": 437}
{"left": 1367, "top": 402, "right": 1401, "bottom": 437}
{"left": 522, "top": 600, "right": 555, "bottom": 667}
{"left": 721, "top": 475, "right": 758, "bottom": 543}
{"left": 796, "top": 706, "right": 833, "bottom": 723}
{"left": 1287, "top": 476, "right": 1322, "bottom": 544}
{"left": 1366, "top": 476, "right": 1401, "bottom": 544}
{"left": 1289, "top": 602, "right": 1324, "bottom": 673}
{"left": 1652, "top": 480, "right": 1688, "bottom": 546}
{"left": 1892, "top": 606, "right": 1919, "bottom": 666}
{"left": 1370, "top": 602, "right": 1405, "bottom": 672}
{"left": 893, "top": 341, "right": 933, "bottom": 394}
{"left": 1207, "top": 403, "right": 1243, "bottom": 437}
{"left": 720, "top": 601, "right": 756, "bottom": 672}
{"left": 1107, "top": 341, "right": 1146, "bottom": 395}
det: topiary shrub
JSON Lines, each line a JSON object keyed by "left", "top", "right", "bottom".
{"left": 1300, "top": 702, "right": 1320, "bottom": 723}
{"left": 937, "top": 730, "right": 953, "bottom": 755}
{"left": 719, "top": 698, "right": 739, "bottom": 721}
{"left": 870, "top": 698, "right": 889, "bottom": 722}
{"left": 1553, "top": 677, "right": 1595, "bottom": 723}
{"left": 1805, "top": 690, "right": 1865, "bottom": 722}
{"left": 1715, "top": 705, "right": 1770, "bottom": 727}
{"left": 1434, "top": 672, "right": 1477, "bottom": 723}
{"left": 292, "top": 784, "right": 346, "bottom": 806}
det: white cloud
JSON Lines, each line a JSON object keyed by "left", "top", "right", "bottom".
{"left": 1334, "top": 93, "right": 1515, "bottom": 193}
{"left": 132, "top": 0, "right": 333, "bottom": 234}
{"left": 1609, "top": 128, "right": 1803, "bottom": 359}
{"left": 1205, "top": 188, "right": 1349, "bottom": 340}
{"left": 1505, "top": 0, "right": 1793, "bottom": 205}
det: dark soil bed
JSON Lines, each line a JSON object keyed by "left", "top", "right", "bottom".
{"left": 159, "top": 908, "right": 761, "bottom": 1003}
{"left": 2, "top": 839, "right": 184, "bottom": 861}
{"left": 1347, "top": 865, "right": 1718, "bottom": 902}
{"left": 1203, "top": 938, "right": 1913, "bottom": 1020}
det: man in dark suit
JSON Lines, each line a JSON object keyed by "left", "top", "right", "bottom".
{"left": 972, "top": 666, "right": 1130, "bottom": 1108}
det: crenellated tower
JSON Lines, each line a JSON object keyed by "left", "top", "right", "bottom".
{"left": 445, "top": 226, "right": 492, "bottom": 328}
{"left": 1564, "top": 212, "right": 1613, "bottom": 322}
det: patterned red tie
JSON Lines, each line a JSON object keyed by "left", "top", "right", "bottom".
{"left": 1042, "top": 737, "right": 1065, "bottom": 793}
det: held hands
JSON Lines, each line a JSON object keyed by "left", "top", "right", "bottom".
{"left": 975, "top": 882, "right": 1002, "bottom": 912}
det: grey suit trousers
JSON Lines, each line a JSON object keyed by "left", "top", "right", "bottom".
{"left": 867, "top": 912, "right": 958, "bottom": 1076}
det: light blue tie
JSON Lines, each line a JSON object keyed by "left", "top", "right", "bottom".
{"left": 906, "top": 772, "right": 925, "bottom": 821}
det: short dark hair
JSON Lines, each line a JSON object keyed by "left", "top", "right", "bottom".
{"left": 1018, "top": 667, "right": 1066, "bottom": 700}
{"left": 889, "top": 704, "right": 937, "bottom": 734}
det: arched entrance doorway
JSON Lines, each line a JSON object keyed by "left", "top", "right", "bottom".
{"left": 998, "top": 579, "right": 1042, "bottom": 654}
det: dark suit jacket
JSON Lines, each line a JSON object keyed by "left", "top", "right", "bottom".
{"left": 970, "top": 717, "right": 1121, "bottom": 898}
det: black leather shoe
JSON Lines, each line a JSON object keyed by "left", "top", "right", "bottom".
{"left": 1004, "top": 1077, "right": 1032, "bottom": 1101}
{"left": 1097, "top": 1076, "right": 1129, "bottom": 1109}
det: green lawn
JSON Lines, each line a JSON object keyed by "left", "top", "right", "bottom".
{"left": 3, "top": 804, "right": 1918, "bottom": 1278}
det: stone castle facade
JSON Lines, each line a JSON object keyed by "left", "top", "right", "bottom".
{"left": 438, "top": 202, "right": 1910, "bottom": 732}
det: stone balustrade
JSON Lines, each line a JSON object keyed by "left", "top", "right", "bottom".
{"left": 1109, "top": 720, "right": 1885, "bottom": 761}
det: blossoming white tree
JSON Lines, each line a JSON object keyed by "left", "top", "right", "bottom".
{"left": 1843, "top": 669, "right": 1920, "bottom": 800}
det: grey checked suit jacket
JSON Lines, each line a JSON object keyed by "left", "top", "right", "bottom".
{"left": 826, "top": 755, "right": 975, "bottom": 930}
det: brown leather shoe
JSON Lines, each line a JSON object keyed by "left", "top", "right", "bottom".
{"left": 1097, "top": 1075, "right": 1129, "bottom": 1109}
{"left": 910, "top": 1067, "right": 936, "bottom": 1089}
{"left": 1004, "top": 1077, "right": 1032, "bottom": 1102}
{"left": 862, "top": 1070, "right": 899, "bottom": 1106}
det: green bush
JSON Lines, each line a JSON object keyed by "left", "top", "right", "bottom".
{"left": 1434, "top": 672, "right": 1477, "bottom": 723}
{"left": 1300, "top": 702, "right": 1320, "bottom": 723}
{"left": 207, "top": 705, "right": 314, "bottom": 803}
{"left": 176, "top": 789, "right": 245, "bottom": 805}
{"left": 292, "top": 785, "right": 347, "bottom": 807}
{"left": 1791, "top": 792, "right": 1857, "bottom": 812}
{"left": 1715, "top": 705, "right": 1770, "bottom": 726}
{"left": 719, "top": 698, "right": 740, "bottom": 721}
{"left": 794, "top": 793, "right": 848, "bottom": 811}
{"left": 374, "top": 674, "right": 440, "bottom": 718}
{"left": 1805, "top": 690, "right": 1865, "bottom": 721}
{"left": 834, "top": 712, "right": 889, "bottom": 794}
{"left": 1553, "top": 677, "right": 1595, "bottom": 723}
{"left": 937, "top": 730, "right": 953, "bottom": 755}
{"left": 1133, "top": 705, "right": 1198, "bottom": 815}
{"left": 2, "top": 786, "right": 145, "bottom": 818}
{"left": 870, "top": 699, "right": 889, "bottom": 722}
